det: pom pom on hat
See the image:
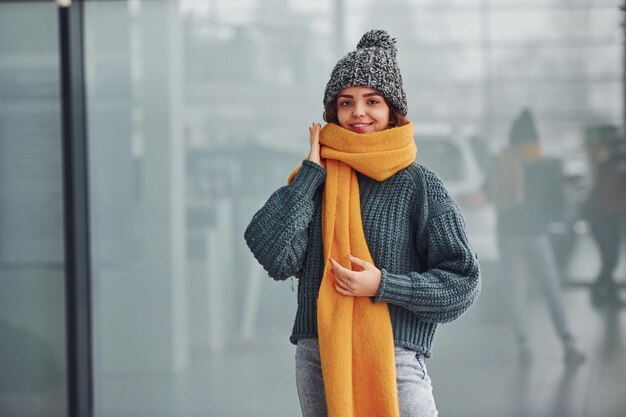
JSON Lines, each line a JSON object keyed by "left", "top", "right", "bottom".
{"left": 323, "top": 29, "right": 407, "bottom": 115}
{"left": 356, "top": 29, "right": 397, "bottom": 56}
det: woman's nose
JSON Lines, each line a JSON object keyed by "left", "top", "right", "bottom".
{"left": 352, "top": 102, "right": 366, "bottom": 117}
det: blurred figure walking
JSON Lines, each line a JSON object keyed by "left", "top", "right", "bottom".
{"left": 583, "top": 126, "right": 626, "bottom": 307}
{"left": 487, "top": 108, "right": 585, "bottom": 365}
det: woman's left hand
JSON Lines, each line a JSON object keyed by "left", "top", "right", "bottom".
{"left": 329, "top": 255, "right": 382, "bottom": 297}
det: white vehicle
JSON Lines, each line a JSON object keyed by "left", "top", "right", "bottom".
{"left": 415, "top": 128, "right": 499, "bottom": 262}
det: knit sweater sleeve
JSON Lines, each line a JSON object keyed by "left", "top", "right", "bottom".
{"left": 244, "top": 160, "right": 325, "bottom": 281}
{"left": 373, "top": 168, "right": 481, "bottom": 323}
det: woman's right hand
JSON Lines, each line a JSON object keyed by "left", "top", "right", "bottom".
{"left": 308, "top": 122, "right": 325, "bottom": 169}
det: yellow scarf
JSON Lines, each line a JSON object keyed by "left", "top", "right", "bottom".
{"left": 290, "top": 122, "right": 416, "bottom": 417}
{"left": 491, "top": 142, "right": 542, "bottom": 209}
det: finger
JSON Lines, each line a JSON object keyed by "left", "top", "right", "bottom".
{"left": 334, "top": 283, "right": 352, "bottom": 296}
{"left": 330, "top": 258, "right": 353, "bottom": 277}
{"left": 333, "top": 273, "right": 351, "bottom": 292}
{"left": 313, "top": 127, "right": 320, "bottom": 142}
{"left": 347, "top": 254, "right": 370, "bottom": 271}
{"left": 329, "top": 259, "right": 351, "bottom": 290}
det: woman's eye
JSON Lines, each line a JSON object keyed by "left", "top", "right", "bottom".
{"left": 339, "top": 101, "right": 351, "bottom": 107}
{"left": 368, "top": 99, "right": 379, "bottom": 105}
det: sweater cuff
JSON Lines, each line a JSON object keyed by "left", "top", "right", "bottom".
{"left": 290, "top": 159, "right": 326, "bottom": 197}
{"left": 374, "top": 269, "right": 414, "bottom": 305}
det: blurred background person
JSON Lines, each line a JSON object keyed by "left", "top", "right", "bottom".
{"left": 487, "top": 108, "right": 585, "bottom": 364}
{"left": 583, "top": 126, "right": 626, "bottom": 307}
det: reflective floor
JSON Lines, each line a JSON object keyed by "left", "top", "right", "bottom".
{"left": 96, "top": 236, "right": 626, "bottom": 417}
{"left": 432, "top": 294, "right": 625, "bottom": 417}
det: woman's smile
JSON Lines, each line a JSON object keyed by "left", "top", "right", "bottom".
{"left": 348, "top": 121, "right": 374, "bottom": 133}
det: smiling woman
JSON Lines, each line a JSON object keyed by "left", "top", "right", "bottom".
{"left": 245, "top": 29, "right": 481, "bottom": 417}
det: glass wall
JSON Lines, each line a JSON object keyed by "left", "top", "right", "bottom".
{"left": 85, "top": 1, "right": 306, "bottom": 414}
{"left": 0, "top": 2, "right": 67, "bottom": 416}
{"left": 84, "top": 1, "right": 625, "bottom": 416}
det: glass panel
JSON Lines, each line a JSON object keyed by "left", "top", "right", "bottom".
{"left": 0, "top": 3, "right": 67, "bottom": 417}
{"left": 85, "top": 1, "right": 302, "bottom": 415}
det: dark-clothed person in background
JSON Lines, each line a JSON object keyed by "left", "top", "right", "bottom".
{"left": 583, "top": 129, "right": 626, "bottom": 307}
{"left": 487, "top": 108, "right": 585, "bottom": 364}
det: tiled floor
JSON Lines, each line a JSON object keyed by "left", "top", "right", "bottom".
{"left": 96, "top": 236, "right": 626, "bottom": 417}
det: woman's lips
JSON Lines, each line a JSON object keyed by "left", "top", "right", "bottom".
{"left": 349, "top": 122, "right": 373, "bottom": 133}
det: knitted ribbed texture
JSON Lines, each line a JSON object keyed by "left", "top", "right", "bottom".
{"left": 244, "top": 159, "right": 481, "bottom": 358}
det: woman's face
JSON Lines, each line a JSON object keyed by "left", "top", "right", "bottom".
{"left": 336, "top": 86, "right": 390, "bottom": 134}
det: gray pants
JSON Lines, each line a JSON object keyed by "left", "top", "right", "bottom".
{"left": 295, "top": 338, "right": 438, "bottom": 417}
{"left": 499, "top": 234, "right": 573, "bottom": 343}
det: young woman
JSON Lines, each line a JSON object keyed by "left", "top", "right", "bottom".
{"left": 244, "top": 30, "right": 480, "bottom": 417}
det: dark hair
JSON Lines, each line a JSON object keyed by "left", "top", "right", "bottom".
{"left": 323, "top": 95, "right": 408, "bottom": 129}
{"left": 509, "top": 109, "right": 538, "bottom": 146}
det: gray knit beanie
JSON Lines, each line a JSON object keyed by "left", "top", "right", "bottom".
{"left": 323, "top": 29, "right": 408, "bottom": 116}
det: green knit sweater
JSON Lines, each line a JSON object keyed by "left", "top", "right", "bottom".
{"left": 244, "top": 159, "right": 481, "bottom": 357}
